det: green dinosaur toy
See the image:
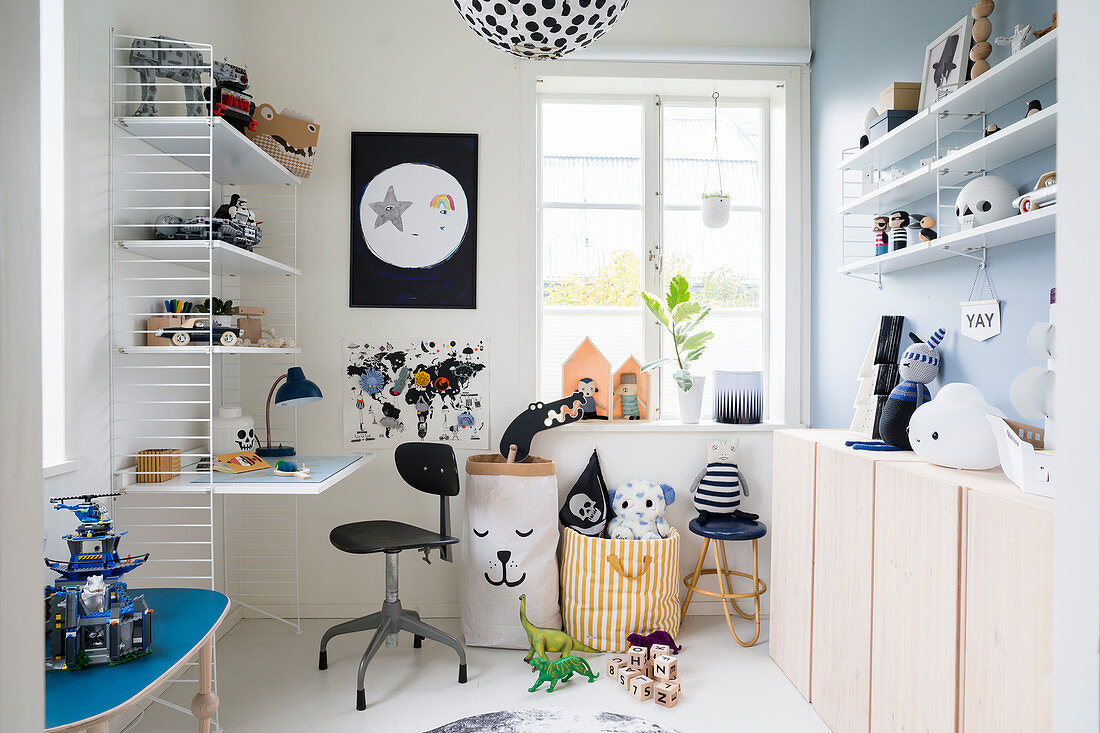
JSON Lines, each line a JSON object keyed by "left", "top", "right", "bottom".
{"left": 519, "top": 593, "right": 601, "bottom": 663}
{"left": 528, "top": 655, "right": 599, "bottom": 692}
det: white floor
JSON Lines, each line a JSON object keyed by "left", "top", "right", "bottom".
{"left": 137, "top": 615, "right": 828, "bottom": 732}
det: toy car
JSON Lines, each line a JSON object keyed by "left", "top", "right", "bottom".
{"left": 1012, "top": 171, "right": 1057, "bottom": 214}
{"left": 154, "top": 214, "right": 262, "bottom": 251}
{"left": 155, "top": 317, "right": 243, "bottom": 347}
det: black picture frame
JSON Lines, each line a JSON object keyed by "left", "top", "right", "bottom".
{"left": 350, "top": 132, "right": 478, "bottom": 309}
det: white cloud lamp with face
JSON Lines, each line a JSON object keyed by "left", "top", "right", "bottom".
{"left": 359, "top": 162, "right": 470, "bottom": 269}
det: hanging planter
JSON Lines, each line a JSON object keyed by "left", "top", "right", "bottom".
{"left": 701, "top": 194, "right": 730, "bottom": 229}
{"left": 701, "top": 92, "right": 730, "bottom": 229}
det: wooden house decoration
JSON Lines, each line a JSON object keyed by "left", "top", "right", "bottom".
{"left": 612, "top": 356, "right": 651, "bottom": 421}
{"left": 561, "top": 338, "right": 611, "bottom": 420}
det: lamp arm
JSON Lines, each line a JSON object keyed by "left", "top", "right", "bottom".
{"left": 263, "top": 373, "right": 288, "bottom": 449}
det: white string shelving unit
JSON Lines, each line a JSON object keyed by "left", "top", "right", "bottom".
{"left": 108, "top": 28, "right": 302, "bottom": 729}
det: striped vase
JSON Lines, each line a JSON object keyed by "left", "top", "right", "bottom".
{"left": 713, "top": 370, "right": 764, "bottom": 424}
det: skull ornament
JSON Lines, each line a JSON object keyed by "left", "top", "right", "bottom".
{"left": 954, "top": 175, "right": 1019, "bottom": 230}
{"left": 568, "top": 494, "right": 600, "bottom": 524}
{"left": 235, "top": 428, "right": 257, "bottom": 451}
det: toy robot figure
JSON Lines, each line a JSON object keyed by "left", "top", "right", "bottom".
{"left": 205, "top": 58, "right": 256, "bottom": 133}
{"left": 215, "top": 194, "right": 257, "bottom": 227}
{"left": 576, "top": 378, "right": 606, "bottom": 420}
{"left": 888, "top": 211, "right": 911, "bottom": 251}
{"left": 872, "top": 215, "right": 890, "bottom": 256}
{"left": 613, "top": 373, "right": 647, "bottom": 420}
{"left": 129, "top": 36, "right": 206, "bottom": 117}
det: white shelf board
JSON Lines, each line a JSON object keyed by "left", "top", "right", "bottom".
{"left": 838, "top": 105, "right": 1057, "bottom": 215}
{"left": 117, "top": 240, "right": 300, "bottom": 278}
{"left": 117, "top": 345, "right": 300, "bottom": 355}
{"left": 838, "top": 204, "right": 1056, "bottom": 276}
{"left": 114, "top": 117, "right": 301, "bottom": 187}
{"left": 121, "top": 454, "right": 373, "bottom": 496}
{"left": 839, "top": 30, "right": 1057, "bottom": 172}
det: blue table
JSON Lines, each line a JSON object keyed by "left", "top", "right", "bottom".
{"left": 45, "top": 588, "right": 230, "bottom": 733}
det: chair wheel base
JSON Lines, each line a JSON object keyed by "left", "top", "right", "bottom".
{"left": 413, "top": 635, "right": 423, "bottom": 649}
{"left": 459, "top": 663, "right": 468, "bottom": 684}
{"left": 356, "top": 689, "right": 366, "bottom": 711}
{"left": 318, "top": 650, "right": 327, "bottom": 670}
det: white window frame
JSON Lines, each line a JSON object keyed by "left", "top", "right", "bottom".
{"left": 521, "top": 61, "right": 808, "bottom": 427}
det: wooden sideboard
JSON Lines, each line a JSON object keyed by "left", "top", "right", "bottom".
{"left": 769, "top": 430, "right": 1053, "bottom": 733}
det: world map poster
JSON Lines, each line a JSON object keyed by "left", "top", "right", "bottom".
{"left": 343, "top": 338, "right": 489, "bottom": 449}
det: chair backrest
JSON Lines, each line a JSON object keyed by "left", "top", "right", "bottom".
{"left": 395, "top": 442, "right": 460, "bottom": 497}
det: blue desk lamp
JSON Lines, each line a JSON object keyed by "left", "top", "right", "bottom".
{"left": 256, "top": 367, "right": 323, "bottom": 458}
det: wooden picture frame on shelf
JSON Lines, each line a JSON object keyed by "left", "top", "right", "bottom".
{"left": 612, "top": 356, "right": 651, "bottom": 421}
{"left": 561, "top": 338, "right": 611, "bottom": 421}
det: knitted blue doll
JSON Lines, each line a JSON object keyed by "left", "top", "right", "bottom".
{"left": 848, "top": 328, "right": 945, "bottom": 451}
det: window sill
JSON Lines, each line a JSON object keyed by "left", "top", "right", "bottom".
{"left": 43, "top": 458, "right": 84, "bottom": 478}
{"left": 550, "top": 420, "right": 804, "bottom": 434}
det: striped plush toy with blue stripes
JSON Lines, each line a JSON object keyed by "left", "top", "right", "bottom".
{"left": 848, "top": 328, "right": 945, "bottom": 452}
{"left": 689, "top": 438, "right": 758, "bottom": 525}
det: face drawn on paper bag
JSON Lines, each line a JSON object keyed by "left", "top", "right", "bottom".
{"left": 472, "top": 526, "right": 533, "bottom": 588}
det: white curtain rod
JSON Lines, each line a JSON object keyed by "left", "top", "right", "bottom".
{"left": 565, "top": 44, "right": 812, "bottom": 66}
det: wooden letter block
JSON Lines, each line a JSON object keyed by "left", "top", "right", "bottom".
{"left": 654, "top": 680, "right": 681, "bottom": 708}
{"left": 618, "top": 666, "right": 643, "bottom": 689}
{"left": 650, "top": 643, "right": 672, "bottom": 659}
{"left": 652, "top": 654, "right": 678, "bottom": 681}
{"left": 606, "top": 656, "right": 627, "bottom": 678}
{"left": 629, "top": 675, "right": 654, "bottom": 702}
{"left": 627, "top": 645, "right": 649, "bottom": 668}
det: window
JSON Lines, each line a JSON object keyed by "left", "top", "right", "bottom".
{"left": 41, "top": 0, "right": 66, "bottom": 467}
{"left": 537, "top": 92, "right": 767, "bottom": 420}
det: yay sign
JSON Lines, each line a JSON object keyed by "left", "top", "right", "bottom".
{"left": 961, "top": 298, "right": 1001, "bottom": 341}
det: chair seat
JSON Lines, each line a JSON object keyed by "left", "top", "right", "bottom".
{"left": 330, "top": 520, "right": 458, "bottom": 555}
{"left": 688, "top": 516, "right": 768, "bottom": 541}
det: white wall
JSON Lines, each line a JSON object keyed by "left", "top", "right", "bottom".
{"left": 1054, "top": 0, "right": 1100, "bottom": 728}
{"left": 239, "top": 0, "right": 810, "bottom": 618}
{"left": 1, "top": 2, "right": 44, "bottom": 729}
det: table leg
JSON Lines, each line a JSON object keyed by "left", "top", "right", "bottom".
{"left": 190, "top": 638, "right": 219, "bottom": 733}
{"left": 86, "top": 722, "right": 109, "bottom": 733}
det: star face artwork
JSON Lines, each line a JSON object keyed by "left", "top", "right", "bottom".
{"left": 350, "top": 132, "right": 478, "bottom": 308}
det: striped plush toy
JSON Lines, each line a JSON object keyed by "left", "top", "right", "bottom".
{"left": 689, "top": 438, "right": 757, "bottom": 525}
{"left": 848, "top": 328, "right": 945, "bottom": 452}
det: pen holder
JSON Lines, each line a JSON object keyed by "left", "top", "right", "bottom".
{"left": 146, "top": 315, "right": 184, "bottom": 346}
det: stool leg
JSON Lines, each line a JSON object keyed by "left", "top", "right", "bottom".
{"left": 711, "top": 540, "right": 742, "bottom": 643}
{"left": 356, "top": 616, "right": 395, "bottom": 710}
{"left": 726, "top": 539, "right": 762, "bottom": 648}
{"left": 717, "top": 542, "right": 754, "bottom": 621}
{"left": 681, "top": 537, "right": 711, "bottom": 619}
{"left": 396, "top": 612, "right": 468, "bottom": 683}
{"left": 319, "top": 611, "right": 383, "bottom": 669}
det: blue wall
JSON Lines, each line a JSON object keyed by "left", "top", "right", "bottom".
{"left": 809, "top": 0, "right": 1058, "bottom": 428}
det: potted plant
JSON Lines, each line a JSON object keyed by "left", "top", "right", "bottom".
{"left": 701, "top": 192, "right": 730, "bottom": 229}
{"left": 195, "top": 297, "right": 235, "bottom": 327}
{"left": 640, "top": 274, "right": 714, "bottom": 423}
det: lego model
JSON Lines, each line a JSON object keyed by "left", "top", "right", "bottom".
{"left": 129, "top": 36, "right": 207, "bottom": 117}
{"left": 1013, "top": 171, "right": 1057, "bottom": 214}
{"left": 205, "top": 59, "right": 256, "bottom": 133}
{"left": 155, "top": 316, "right": 243, "bottom": 347}
{"left": 44, "top": 494, "right": 152, "bottom": 670}
{"left": 154, "top": 210, "right": 261, "bottom": 251}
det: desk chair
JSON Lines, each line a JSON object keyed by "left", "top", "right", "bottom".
{"left": 318, "top": 443, "right": 467, "bottom": 710}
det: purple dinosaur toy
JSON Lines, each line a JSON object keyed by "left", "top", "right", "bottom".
{"left": 626, "top": 630, "right": 682, "bottom": 654}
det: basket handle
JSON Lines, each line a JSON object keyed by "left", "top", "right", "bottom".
{"left": 607, "top": 554, "right": 652, "bottom": 581}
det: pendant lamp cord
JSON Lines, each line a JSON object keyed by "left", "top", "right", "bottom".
{"left": 704, "top": 92, "right": 723, "bottom": 196}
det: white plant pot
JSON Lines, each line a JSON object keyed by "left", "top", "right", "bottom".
{"left": 677, "top": 375, "right": 706, "bottom": 424}
{"left": 701, "top": 196, "right": 730, "bottom": 229}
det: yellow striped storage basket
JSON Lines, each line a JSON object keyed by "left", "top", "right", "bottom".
{"left": 560, "top": 527, "right": 680, "bottom": 653}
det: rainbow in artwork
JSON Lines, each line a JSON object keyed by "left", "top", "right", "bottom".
{"left": 431, "top": 193, "right": 456, "bottom": 211}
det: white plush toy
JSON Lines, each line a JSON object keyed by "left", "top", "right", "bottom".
{"left": 608, "top": 479, "right": 675, "bottom": 540}
{"left": 908, "top": 382, "right": 1005, "bottom": 470}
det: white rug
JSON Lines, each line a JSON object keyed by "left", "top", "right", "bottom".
{"left": 425, "top": 709, "right": 680, "bottom": 733}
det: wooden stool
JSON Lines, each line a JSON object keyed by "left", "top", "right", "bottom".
{"left": 681, "top": 516, "right": 767, "bottom": 647}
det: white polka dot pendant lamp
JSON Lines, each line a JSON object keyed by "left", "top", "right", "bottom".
{"left": 453, "top": 0, "right": 629, "bottom": 59}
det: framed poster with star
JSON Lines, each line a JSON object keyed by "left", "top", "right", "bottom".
{"left": 350, "top": 132, "right": 478, "bottom": 308}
